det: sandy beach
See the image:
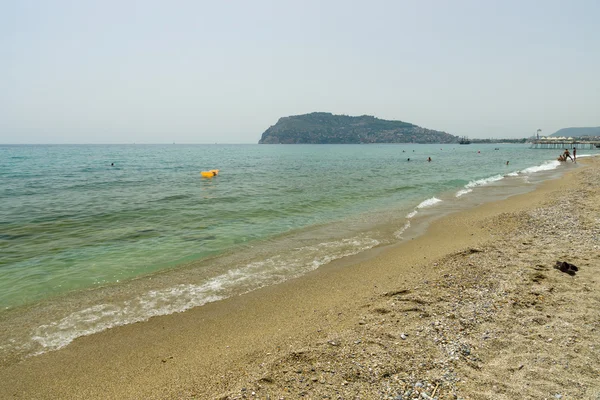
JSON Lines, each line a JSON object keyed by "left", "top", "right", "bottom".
{"left": 1, "top": 158, "right": 599, "bottom": 400}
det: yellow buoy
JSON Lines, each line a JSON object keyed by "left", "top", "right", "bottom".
{"left": 200, "top": 169, "right": 219, "bottom": 178}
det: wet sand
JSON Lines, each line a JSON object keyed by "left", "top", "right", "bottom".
{"left": 1, "top": 158, "right": 599, "bottom": 399}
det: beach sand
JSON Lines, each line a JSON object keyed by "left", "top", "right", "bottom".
{"left": 1, "top": 158, "right": 599, "bottom": 400}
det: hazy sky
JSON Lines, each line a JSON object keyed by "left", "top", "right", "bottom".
{"left": 2, "top": 0, "right": 599, "bottom": 143}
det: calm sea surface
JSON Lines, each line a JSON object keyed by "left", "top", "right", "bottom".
{"left": 0, "top": 143, "right": 595, "bottom": 360}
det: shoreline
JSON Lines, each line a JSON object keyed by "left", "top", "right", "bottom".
{"left": 0, "top": 152, "right": 574, "bottom": 362}
{"left": 0, "top": 144, "right": 572, "bottom": 314}
{"left": 1, "top": 158, "right": 599, "bottom": 399}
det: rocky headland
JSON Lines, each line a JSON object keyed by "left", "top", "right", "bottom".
{"left": 258, "top": 113, "right": 458, "bottom": 144}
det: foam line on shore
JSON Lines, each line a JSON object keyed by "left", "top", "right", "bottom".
{"left": 416, "top": 197, "right": 442, "bottom": 208}
{"left": 456, "top": 159, "right": 563, "bottom": 198}
{"left": 456, "top": 175, "right": 504, "bottom": 197}
{"left": 520, "top": 159, "right": 560, "bottom": 174}
{"left": 29, "top": 235, "right": 380, "bottom": 355}
{"left": 394, "top": 197, "right": 442, "bottom": 238}
{"left": 394, "top": 221, "right": 411, "bottom": 238}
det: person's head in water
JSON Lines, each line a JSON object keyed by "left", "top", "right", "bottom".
{"left": 506, "top": 161, "right": 509, "bottom": 165}
{"left": 407, "top": 158, "right": 410, "bottom": 161}
{"left": 111, "top": 163, "right": 114, "bottom": 166}
{"left": 427, "top": 157, "right": 432, "bottom": 162}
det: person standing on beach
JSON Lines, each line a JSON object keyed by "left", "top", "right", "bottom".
{"left": 563, "top": 149, "right": 573, "bottom": 162}
{"left": 573, "top": 147, "right": 577, "bottom": 162}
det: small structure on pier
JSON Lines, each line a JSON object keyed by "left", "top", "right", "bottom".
{"left": 529, "top": 139, "right": 600, "bottom": 149}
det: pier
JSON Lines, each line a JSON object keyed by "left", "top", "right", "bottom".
{"left": 529, "top": 140, "right": 600, "bottom": 149}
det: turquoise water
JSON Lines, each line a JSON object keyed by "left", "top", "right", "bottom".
{"left": 0, "top": 143, "right": 594, "bottom": 360}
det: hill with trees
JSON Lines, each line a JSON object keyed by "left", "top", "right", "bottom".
{"left": 258, "top": 113, "right": 459, "bottom": 144}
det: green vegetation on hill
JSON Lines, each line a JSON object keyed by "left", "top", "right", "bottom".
{"left": 258, "top": 112, "right": 459, "bottom": 144}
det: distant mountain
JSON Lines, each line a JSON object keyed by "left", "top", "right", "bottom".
{"left": 258, "top": 112, "right": 458, "bottom": 144}
{"left": 550, "top": 127, "right": 600, "bottom": 137}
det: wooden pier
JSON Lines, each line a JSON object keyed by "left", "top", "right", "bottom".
{"left": 529, "top": 140, "right": 600, "bottom": 149}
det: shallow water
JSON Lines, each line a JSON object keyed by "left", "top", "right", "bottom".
{"left": 0, "top": 143, "right": 594, "bottom": 360}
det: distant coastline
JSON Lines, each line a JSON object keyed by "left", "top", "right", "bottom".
{"left": 550, "top": 126, "right": 600, "bottom": 137}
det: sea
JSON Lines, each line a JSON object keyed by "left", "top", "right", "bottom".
{"left": 0, "top": 143, "right": 595, "bottom": 362}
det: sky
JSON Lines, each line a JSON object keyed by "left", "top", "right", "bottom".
{"left": 1, "top": 0, "right": 599, "bottom": 144}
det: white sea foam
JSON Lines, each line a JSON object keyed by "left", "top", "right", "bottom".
{"left": 521, "top": 160, "right": 560, "bottom": 174}
{"left": 394, "top": 220, "right": 411, "bottom": 239}
{"left": 456, "top": 175, "right": 504, "bottom": 197}
{"left": 457, "top": 160, "right": 565, "bottom": 199}
{"left": 416, "top": 197, "right": 442, "bottom": 208}
{"left": 406, "top": 210, "right": 418, "bottom": 219}
{"left": 31, "top": 283, "right": 227, "bottom": 353}
{"left": 396, "top": 198, "right": 441, "bottom": 237}
{"left": 30, "top": 235, "right": 380, "bottom": 354}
